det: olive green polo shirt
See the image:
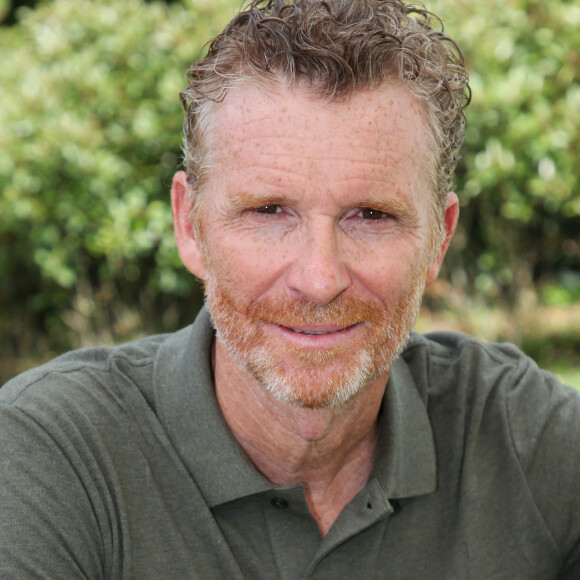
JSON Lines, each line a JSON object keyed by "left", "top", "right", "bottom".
{"left": 1, "top": 308, "right": 579, "bottom": 578}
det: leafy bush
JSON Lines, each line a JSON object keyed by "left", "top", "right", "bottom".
{"left": 0, "top": 0, "right": 239, "bottom": 364}
{"left": 432, "top": 0, "right": 580, "bottom": 308}
{"left": 1, "top": 0, "right": 579, "bottom": 378}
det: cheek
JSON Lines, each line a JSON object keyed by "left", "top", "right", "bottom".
{"left": 351, "top": 245, "right": 427, "bottom": 303}
{"left": 203, "top": 220, "right": 429, "bottom": 304}
{"left": 203, "top": 232, "right": 291, "bottom": 296}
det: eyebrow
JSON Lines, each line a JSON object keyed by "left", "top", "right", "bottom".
{"left": 353, "top": 197, "right": 417, "bottom": 221}
{"left": 226, "top": 192, "right": 292, "bottom": 212}
{"left": 226, "top": 191, "right": 418, "bottom": 220}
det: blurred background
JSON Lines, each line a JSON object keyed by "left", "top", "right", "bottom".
{"left": 0, "top": 0, "right": 578, "bottom": 387}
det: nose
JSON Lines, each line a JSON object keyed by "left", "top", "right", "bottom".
{"left": 285, "top": 218, "right": 352, "bottom": 305}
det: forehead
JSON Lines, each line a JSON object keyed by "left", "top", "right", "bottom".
{"left": 214, "top": 80, "right": 427, "bottom": 145}
{"left": 207, "top": 81, "right": 431, "bottom": 204}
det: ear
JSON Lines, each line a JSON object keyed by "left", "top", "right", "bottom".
{"left": 171, "top": 171, "right": 206, "bottom": 280}
{"left": 424, "top": 192, "right": 459, "bottom": 289}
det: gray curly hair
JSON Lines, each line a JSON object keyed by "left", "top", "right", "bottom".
{"left": 180, "top": 0, "right": 470, "bottom": 228}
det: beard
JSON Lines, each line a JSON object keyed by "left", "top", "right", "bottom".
{"left": 204, "top": 266, "right": 426, "bottom": 409}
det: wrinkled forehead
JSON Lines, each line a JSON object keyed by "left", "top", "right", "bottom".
{"left": 210, "top": 79, "right": 430, "bottom": 162}
{"left": 195, "top": 81, "right": 437, "bottom": 233}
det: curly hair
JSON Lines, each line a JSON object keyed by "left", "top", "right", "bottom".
{"left": 180, "top": 0, "right": 470, "bottom": 224}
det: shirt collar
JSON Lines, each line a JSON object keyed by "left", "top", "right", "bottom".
{"left": 154, "top": 309, "right": 436, "bottom": 507}
{"left": 374, "top": 345, "right": 437, "bottom": 499}
{"left": 154, "top": 308, "right": 274, "bottom": 507}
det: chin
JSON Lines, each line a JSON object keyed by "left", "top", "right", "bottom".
{"left": 241, "top": 335, "right": 407, "bottom": 409}
{"left": 204, "top": 260, "right": 425, "bottom": 410}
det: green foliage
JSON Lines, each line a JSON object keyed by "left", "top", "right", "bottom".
{"left": 430, "top": 0, "right": 580, "bottom": 306}
{"left": 0, "top": 0, "right": 8, "bottom": 21}
{"left": 0, "top": 0, "right": 579, "bottom": 374}
{"left": 0, "top": 0, "right": 239, "bottom": 357}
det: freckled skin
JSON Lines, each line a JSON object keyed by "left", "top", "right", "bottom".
{"left": 173, "top": 81, "right": 459, "bottom": 396}
{"left": 195, "top": 83, "right": 438, "bottom": 299}
{"left": 171, "top": 81, "right": 459, "bottom": 537}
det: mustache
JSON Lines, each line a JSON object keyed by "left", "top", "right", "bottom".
{"left": 248, "top": 292, "right": 387, "bottom": 327}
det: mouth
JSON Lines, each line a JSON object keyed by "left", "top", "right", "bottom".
{"left": 289, "top": 329, "right": 336, "bottom": 335}
{"left": 266, "top": 321, "right": 363, "bottom": 351}
{"left": 283, "top": 324, "right": 358, "bottom": 336}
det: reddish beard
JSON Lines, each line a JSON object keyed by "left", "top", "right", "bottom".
{"left": 204, "top": 268, "right": 426, "bottom": 409}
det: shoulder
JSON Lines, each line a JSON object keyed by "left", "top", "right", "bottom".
{"left": 1, "top": 329, "right": 189, "bottom": 409}
{"left": 401, "top": 330, "right": 576, "bottom": 403}
{"left": 0, "top": 327, "right": 201, "bottom": 469}
{"left": 402, "top": 329, "right": 580, "bottom": 453}
{"left": 404, "top": 330, "right": 534, "bottom": 380}
{"left": 404, "top": 331, "right": 580, "bottom": 565}
{"left": 0, "top": 327, "right": 193, "bottom": 578}
{"left": 402, "top": 330, "right": 580, "bottom": 492}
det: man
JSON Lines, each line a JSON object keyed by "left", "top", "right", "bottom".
{"left": 1, "top": 0, "right": 579, "bottom": 578}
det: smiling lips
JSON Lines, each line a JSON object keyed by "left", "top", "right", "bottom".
{"left": 291, "top": 329, "right": 334, "bottom": 335}
{"left": 284, "top": 324, "right": 357, "bottom": 336}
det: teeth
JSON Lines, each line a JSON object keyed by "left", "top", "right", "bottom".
{"left": 292, "top": 329, "right": 332, "bottom": 335}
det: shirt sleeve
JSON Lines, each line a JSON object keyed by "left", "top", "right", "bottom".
{"left": 506, "top": 358, "right": 580, "bottom": 579}
{"left": 0, "top": 395, "right": 107, "bottom": 578}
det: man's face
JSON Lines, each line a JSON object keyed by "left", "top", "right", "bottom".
{"left": 174, "top": 82, "right": 455, "bottom": 408}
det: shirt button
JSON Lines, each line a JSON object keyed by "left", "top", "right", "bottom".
{"left": 271, "top": 497, "right": 289, "bottom": 509}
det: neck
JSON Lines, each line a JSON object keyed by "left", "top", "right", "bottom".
{"left": 213, "top": 338, "right": 388, "bottom": 536}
